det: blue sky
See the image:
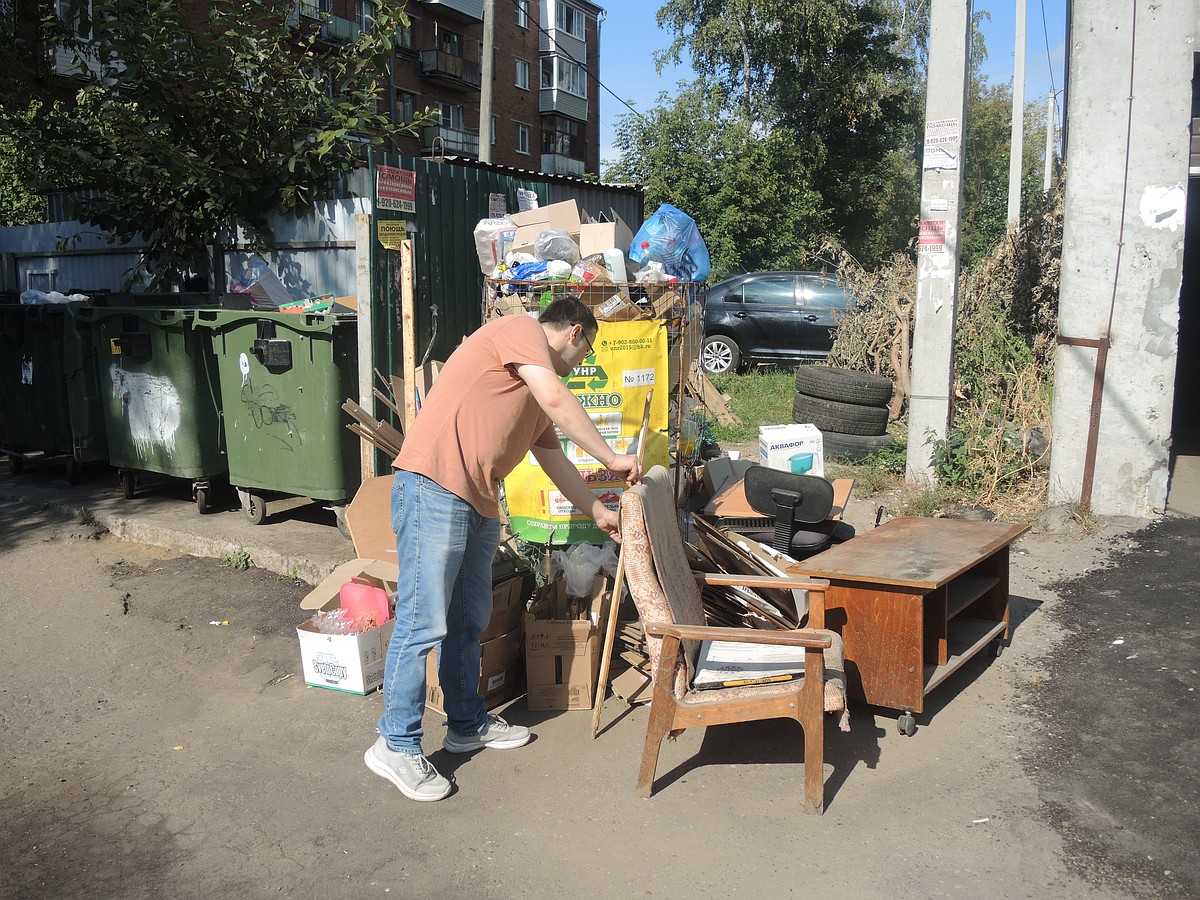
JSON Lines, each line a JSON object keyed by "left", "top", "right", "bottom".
{"left": 596, "top": 1, "right": 1069, "bottom": 168}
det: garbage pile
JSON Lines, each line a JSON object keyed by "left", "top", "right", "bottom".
{"left": 477, "top": 201, "right": 711, "bottom": 320}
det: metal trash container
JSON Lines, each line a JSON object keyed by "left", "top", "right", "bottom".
{"left": 0, "top": 298, "right": 107, "bottom": 483}
{"left": 194, "top": 308, "right": 360, "bottom": 528}
{"left": 74, "top": 306, "right": 226, "bottom": 512}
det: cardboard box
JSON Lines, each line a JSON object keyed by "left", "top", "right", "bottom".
{"left": 426, "top": 627, "right": 524, "bottom": 713}
{"left": 525, "top": 574, "right": 611, "bottom": 710}
{"left": 297, "top": 559, "right": 399, "bottom": 695}
{"left": 509, "top": 199, "right": 581, "bottom": 255}
{"left": 759, "top": 423, "right": 824, "bottom": 476}
{"left": 481, "top": 574, "right": 530, "bottom": 643}
{"left": 579, "top": 210, "right": 634, "bottom": 259}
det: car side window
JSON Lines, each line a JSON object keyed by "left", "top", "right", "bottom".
{"left": 799, "top": 276, "right": 847, "bottom": 311}
{"left": 741, "top": 277, "right": 797, "bottom": 307}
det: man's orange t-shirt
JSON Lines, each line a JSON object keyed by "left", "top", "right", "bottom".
{"left": 393, "top": 315, "right": 560, "bottom": 518}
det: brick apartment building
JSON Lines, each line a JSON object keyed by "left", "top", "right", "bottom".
{"left": 3, "top": 0, "right": 604, "bottom": 178}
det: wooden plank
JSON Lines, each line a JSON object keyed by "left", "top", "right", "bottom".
{"left": 790, "top": 516, "right": 1029, "bottom": 590}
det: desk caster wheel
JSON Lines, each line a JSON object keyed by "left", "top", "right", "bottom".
{"left": 897, "top": 712, "right": 917, "bottom": 736}
{"left": 990, "top": 638, "right": 1006, "bottom": 658}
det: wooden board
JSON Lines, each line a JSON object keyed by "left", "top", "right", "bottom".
{"left": 789, "top": 516, "right": 1029, "bottom": 590}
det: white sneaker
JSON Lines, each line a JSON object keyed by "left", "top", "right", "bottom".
{"left": 443, "top": 715, "right": 532, "bottom": 753}
{"left": 363, "top": 737, "right": 451, "bottom": 801}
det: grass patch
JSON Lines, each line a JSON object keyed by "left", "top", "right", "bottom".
{"left": 220, "top": 548, "right": 253, "bottom": 571}
{"left": 708, "top": 369, "right": 797, "bottom": 444}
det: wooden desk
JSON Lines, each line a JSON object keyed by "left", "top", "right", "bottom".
{"left": 788, "top": 516, "right": 1029, "bottom": 730}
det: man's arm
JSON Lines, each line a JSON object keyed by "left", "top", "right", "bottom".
{"left": 531, "top": 444, "right": 622, "bottom": 541}
{"left": 518, "top": 363, "right": 642, "bottom": 485}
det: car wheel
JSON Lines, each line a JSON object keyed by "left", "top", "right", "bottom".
{"left": 794, "top": 365, "right": 894, "bottom": 407}
{"left": 820, "top": 430, "right": 899, "bottom": 461}
{"left": 701, "top": 335, "right": 741, "bottom": 375}
{"left": 793, "top": 393, "right": 890, "bottom": 436}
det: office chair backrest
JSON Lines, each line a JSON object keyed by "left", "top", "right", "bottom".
{"left": 743, "top": 466, "right": 836, "bottom": 555}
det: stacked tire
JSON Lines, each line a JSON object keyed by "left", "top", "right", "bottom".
{"left": 792, "top": 366, "right": 896, "bottom": 462}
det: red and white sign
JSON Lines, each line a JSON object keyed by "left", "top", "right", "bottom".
{"left": 918, "top": 219, "right": 947, "bottom": 248}
{"left": 376, "top": 165, "right": 416, "bottom": 213}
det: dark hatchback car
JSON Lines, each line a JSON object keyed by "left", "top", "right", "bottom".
{"left": 700, "top": 271, "right": 852, "bottom": 374}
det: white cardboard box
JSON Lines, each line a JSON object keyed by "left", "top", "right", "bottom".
{"left": 296, "top": 559, "right": 398, "bottom": 695}
{"left": 759, "top": 423, "right": 824, "bottom": 476}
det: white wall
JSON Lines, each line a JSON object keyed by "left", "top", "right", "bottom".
{"left": 1049, "top": 1, "right": 1197, "bottom": 516}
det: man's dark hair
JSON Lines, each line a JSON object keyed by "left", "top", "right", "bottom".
{"left": 538, "top": 296, "right": 598, "bottom": 333}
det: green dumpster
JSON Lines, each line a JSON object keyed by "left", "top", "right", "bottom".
{"left": 0, "top": 300, "right": 106, "bottom": 482}
{"left": 74, "top": 306, "right": 226, "bottom": 512}
{"left": 194, "top": 308, "right": 360, "bottom": 527}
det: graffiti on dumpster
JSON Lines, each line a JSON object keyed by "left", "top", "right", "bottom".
{"left": 110, "top": 364, "right": 182, "bottom": 454}
{"left": 240, "top": 381, "right": 300, "bottom": 451}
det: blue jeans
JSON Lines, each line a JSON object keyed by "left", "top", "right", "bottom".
{"left": 377, "top": 470, "right": 500, "bottom": 754}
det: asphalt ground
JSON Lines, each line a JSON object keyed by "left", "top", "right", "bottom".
{"left": 1, "top": 456, "right": 1198, "bottom": 896}
{"left": 1025, "top": 515, "right": 1200, "bottom": 897}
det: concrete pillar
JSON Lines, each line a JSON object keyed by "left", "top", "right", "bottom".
{"left": 907, "top": 0, "right": 971, "bottom": 480}
{"left": 1049, "top": 1, "right": 1195, "bottom": 516}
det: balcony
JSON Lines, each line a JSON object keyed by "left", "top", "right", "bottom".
{"left": 540, "top": 154, "right": 586, "bottom": 177}
{"left": 420, "top": 50, "right": 481, "bottom": 91}
{"left": 417, "top": 0, "right": 483, "bottom": 24}
{"left": 539, "top": 88, "right": 588, "bottom": 122}
{"left": 321, "top": 15, "right": 360, "bottom": 43}
{"left": 421, "top": 124, "right": 479, "bottom": 157}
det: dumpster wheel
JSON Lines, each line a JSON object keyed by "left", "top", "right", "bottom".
{"left": 238, "top": 489, "right": 267, "bottom": 525}
{"left": 194, "top": 480, "right": 211, "bottom": 515}
{"left": 66, "top": 453, "right": 82, "bottom": 485}
{"left": 119, "top": 470, "right": 136, "bottom": 499}
{"left": 9, "top": 454, "right": 25, "bottom": 476}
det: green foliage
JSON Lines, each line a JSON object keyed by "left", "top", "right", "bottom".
{"left": 3, "top": 0, "right": 434, "bottom": 287}
{"left": 706, "top": 368, "right": 796, "bottom": 444}
{"left": 605, "top": 81, "right": 826, "bottom": 278}
{"left": 220, "top": 548, "right": 253, "bottom": 571}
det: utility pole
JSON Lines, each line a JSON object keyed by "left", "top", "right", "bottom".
{"left": 479, "top": 0, "right": 495, "bottom": 164}
{"left": 1044, "top": 89, "right": 1056, "bottom": 192}
{"left": 1007, "top": 0, "right": 1027, "bottom": 226}
{"left": 908, "top": 0, "right": 971, "bottom": 481}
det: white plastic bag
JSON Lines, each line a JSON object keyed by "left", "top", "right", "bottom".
{"left": 473, "top": 217, "right": 517, "bottom": 273}
{"left": 552, "top": 542, "right": 619, "bottom": 598}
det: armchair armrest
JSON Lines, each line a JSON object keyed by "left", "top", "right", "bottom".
{"left": 644, "top": 622, "right": 834, "bottom": 650}
{"left": 698, "top": 573, "right": 830, "bottom": 593}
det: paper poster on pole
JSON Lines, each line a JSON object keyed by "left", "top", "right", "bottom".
{"left": 504, "top": 319, "right": 669, "bottom": 545}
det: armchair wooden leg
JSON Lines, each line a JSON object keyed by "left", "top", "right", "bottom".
{"left": 801, "top": 712, "right": 825, "bottom": 814}
{"left": 636, "top": 699, "right": 674, "bottom": 798}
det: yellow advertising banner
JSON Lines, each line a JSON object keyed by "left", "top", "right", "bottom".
{"left": 504, "top": 318, "right": 670, "bottom": 545}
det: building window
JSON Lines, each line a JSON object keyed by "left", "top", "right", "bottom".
{"left": 438, "top": 102, "right": 465, "bottom": 131}
{"left": 357, "top": 0, "right": 376, "bottom": 34}
{"left": 395, "top": 19, "right": 413, "bottom": 49}
{"left": 542, "top": 56, "right": 586, "bottom": 98}
{"left": 395, "top": 89, "right": 414, "bottom": 124}
{"left": 56, "top": 0, "right": 92, "bottom": 38}
{"left": 439, "top": 27, "right": 462, "bottom": 57}
{"left": 542, "top": 116, "right": 584, "bottom": 160}
{"left": 515, "top": 58, "right": 529, "bottom": 90}
{"left": 515, "top": 123, "right": 530, "bottom": 155}
{"left": 515, "top": 0, "right": 528, "bottom": 29}
{"left": 556, "top": 2, "right": 585, "bottom": 40}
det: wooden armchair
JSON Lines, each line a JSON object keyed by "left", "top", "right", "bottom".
{"left": 619, "top": 466, "right": 849, "bottom": 814}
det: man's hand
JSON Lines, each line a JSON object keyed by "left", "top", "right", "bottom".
{"left": 594, "top": 506, "right": 622, "bottom": 543}
{"left": 607, "top": 452, "right": 642, "bottom": 486}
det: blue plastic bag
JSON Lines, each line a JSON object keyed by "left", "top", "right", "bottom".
{"left": 628, "top": 203, "right": 711, "bottom": 282}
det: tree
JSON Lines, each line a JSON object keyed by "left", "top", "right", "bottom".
{"left": 0, "top": 0, "right": 431, "bottom": 287}
{"left": 604, "top": 81, "right": 826, "bottom": 278}
{"left": 652, "top": 0, "right": 920, "bottom": 267}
